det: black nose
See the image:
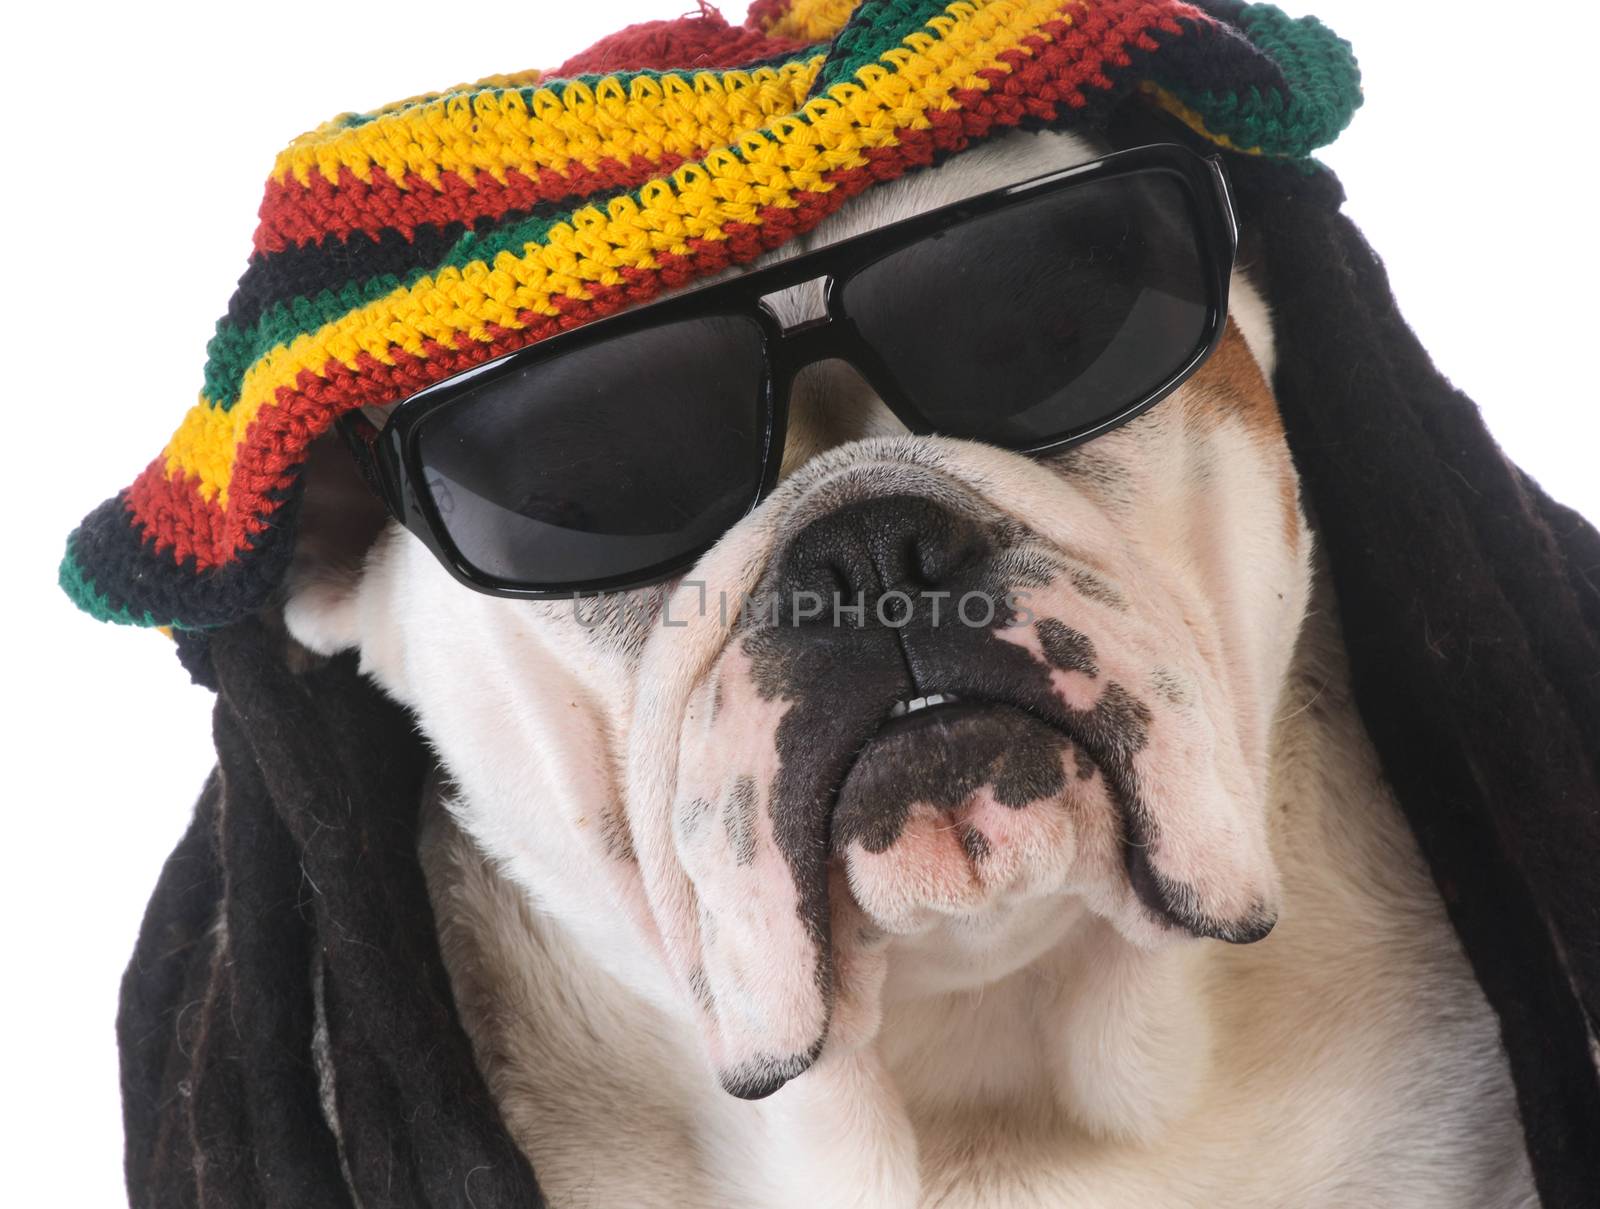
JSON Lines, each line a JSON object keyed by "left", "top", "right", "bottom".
{"left": 775, "top": 494, "right": 991, "bottom": 612}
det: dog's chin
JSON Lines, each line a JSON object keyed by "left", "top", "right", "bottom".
{"left": 830, "top": 701, "right": 1100, "bottom": 938}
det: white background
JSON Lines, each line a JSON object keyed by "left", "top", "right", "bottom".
{"left": 3, "top": 2, "right": 1595, "bottom": 1202}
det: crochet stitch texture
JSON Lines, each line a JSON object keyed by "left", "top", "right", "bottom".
{"left": 60, "top": 0, "right": 1359, "bottom": 634}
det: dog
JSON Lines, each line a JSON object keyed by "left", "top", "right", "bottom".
{"left": 283, "top": 127, "right": 1535, "bottom": 1208}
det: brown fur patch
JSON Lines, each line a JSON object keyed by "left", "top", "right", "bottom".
{"left": 1178, "top": 322, "right": 1301, "bottom": 550}
{"left": 1180, "top": 322, "right": 1282, "bottom": 441}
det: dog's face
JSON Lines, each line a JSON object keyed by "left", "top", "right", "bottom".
{"left": 288, "top": 130, "right": 1311, "bottom": 1101}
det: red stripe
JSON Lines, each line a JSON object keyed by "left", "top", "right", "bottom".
{"left": 255, "top": 153, "right": 696, "bottom": 254}
{"left": 134, "top": 0, "right": 1199, "bottom": 569}
{"left": 552, "top": 9, "right": 812, "bottom": 76}
{"left": 125, "top": 459, "right": 229, "bottom": 570}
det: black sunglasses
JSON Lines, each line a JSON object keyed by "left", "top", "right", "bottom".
{"left": 341, "top": 142, "right": 1237, "bottom": 599}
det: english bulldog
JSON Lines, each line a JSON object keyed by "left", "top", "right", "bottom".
{"left": 284, "top": 128, "right": 1534, "bottom": 1207}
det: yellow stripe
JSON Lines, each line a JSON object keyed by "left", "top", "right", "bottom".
{"left": 272, "top": 59, "right": 824, "bottom": 188}
{"left": 346, "top": 66, "right": 550, "bottom": 126}
{"left": 167, "top": 0, "right": 1070, "bottom": 505}
{"left": 761, "top": 0, "right": 860, "bottom": 41}
{"left": 1139, "top": 83, "right": 1264, "bottom": 156}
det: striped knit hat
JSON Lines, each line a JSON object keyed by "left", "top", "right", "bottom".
{"left": 59, "top": 0, "right": 1360, "bottom": 639}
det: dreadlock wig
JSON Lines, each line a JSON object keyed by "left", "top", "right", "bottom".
{"left": 62, "top": 1, "right": 1600, "bottom": 1205}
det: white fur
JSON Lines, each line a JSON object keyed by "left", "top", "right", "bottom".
{"left": 286, "top": 130, "right": 1533, "bottom": 1207}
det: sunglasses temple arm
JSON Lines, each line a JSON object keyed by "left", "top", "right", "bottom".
{"left": 334, "top": 411, "right": 398, "bottom": 516}
{"left": 1206, "top": 155, "right": 1239, "bottom": 257}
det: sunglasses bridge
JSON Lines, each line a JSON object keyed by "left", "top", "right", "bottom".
{"left": 757, "top": 286, "right": 849, "bottom": 383}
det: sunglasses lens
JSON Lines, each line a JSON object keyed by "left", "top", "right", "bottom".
{"left": 412, "top": 314, "right": 769, "bottom": 590}
{"left": 840, "top": 169, "right": 1215, "bottom": 448}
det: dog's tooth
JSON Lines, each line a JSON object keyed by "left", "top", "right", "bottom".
{"left": 886, "top": 693, "right": 964, "bottom": 722}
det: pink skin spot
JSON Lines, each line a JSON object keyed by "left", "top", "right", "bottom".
{"left": 843, "top": 746, "right": 1105, "bottom": 935}
{"left": 670, "top": 643, "right": 833, "bottom": 1077}
{"left": 996, "top": 618, "right": 1102, "bottom": 711}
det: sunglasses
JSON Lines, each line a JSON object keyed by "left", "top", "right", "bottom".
{"left": 341, "top": 142, "right": 1237, "bottom": 598}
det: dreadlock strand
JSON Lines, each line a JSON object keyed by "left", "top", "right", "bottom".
{"left": 118, "top": 773, "right": 223, "bottom": 1209}
{"left": 210, "top": 703, "right": 355, "bottom": 1208}
{"left": 188, "top": 946, "right": 268, "bottom": 1207}
{"left": 1379, "top": 311, "right": 1600, "bottom": 1018}
{"left": 1525, "top": 474, "right": 1600, "bottom": 642}
{"left": 207, "top": 622, "right": 546, "bottom": 1208}
{"left": 1302, "top": 185, "right": 1600, "bottom": 1015}
{"left": 212, "top": 630, "right": 439, "bottom": 1208}
{"left": 299, "top": 654, "right": 549, "bottom": 1208}
{"left": 1231, "top": 160, "right": 1600, "bottom": 1204}
{"left": 140, "top": 931, "right": 217, "bottom": 1209}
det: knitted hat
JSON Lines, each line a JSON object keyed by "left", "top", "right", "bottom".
{"left": 59, "top": 0, "right": 1360, "bottom": 636}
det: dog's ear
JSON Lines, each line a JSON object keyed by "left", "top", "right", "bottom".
{"left": 282, "top": 434, "right": 389, "bottom": 656}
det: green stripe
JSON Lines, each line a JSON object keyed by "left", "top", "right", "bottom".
{"left": 812, "top": 0, "right": 951, "bottom": 93}
{"left": 1156, "top": 6, "right": 1360, "bottom": 159}
{"left": 201, "top": 224, "right": 570, "bottom": 409}
{"left": 205, "top": 273, "right": 418, "bottom": 409}
{"left": 59, "top": 542, "right": 167, "bottom": 628}
{"left": 204, "top": 183, "right": 641, "bottom": 407}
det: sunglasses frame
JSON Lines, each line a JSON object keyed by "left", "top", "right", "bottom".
{"left": 341, "top": 141, "right": 1238, "bottom": 599}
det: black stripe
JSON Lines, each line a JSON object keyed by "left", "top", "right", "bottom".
{"left": 226, "top": 197, "right": 581, "bottom": 332}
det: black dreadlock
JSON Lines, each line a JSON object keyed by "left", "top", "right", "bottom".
{"left": 1229, "top": 157, "right": 1600, "bottom": 1208}
{"left": 120, "top": 621, "right": 544, "bottom": 1208}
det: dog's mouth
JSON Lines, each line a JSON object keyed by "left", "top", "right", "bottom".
{"left": 878, "top": 691, "right": 973, "bottom": 733}
{"left": 831, "top": 688, "right": 1088, "bottom": 857}
{"left": 860, "top": 688, "right": 1097, "bottom": 778}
